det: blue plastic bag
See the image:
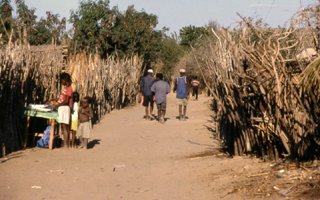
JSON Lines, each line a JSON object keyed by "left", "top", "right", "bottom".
{"left": 36, "top": 135, "right": 51, "bottom": 148}
{"left": 36, "top": 126, "right": 54, "bottom": 148}
{"left": 44, "top": 126, "right": 51, "bottom": 134}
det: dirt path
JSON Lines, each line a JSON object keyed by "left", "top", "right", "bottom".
{"left": 1, "top": 93, "right": 273, "bottom": 200}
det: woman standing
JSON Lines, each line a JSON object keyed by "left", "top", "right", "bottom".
{"left": 47, "top": 73, "right": 73, "bottom": 149}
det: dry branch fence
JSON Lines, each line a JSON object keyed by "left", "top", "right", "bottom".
{"left": 0, "top": 45, "right": 143, "bottom": 157}
{"left": 68, "top": 53, "right": 143, "bottom": 122}
{"left": 191, "top": 6, "right": 320, "bottom": 161}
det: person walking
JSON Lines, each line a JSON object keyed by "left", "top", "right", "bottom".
{"left": 173, "top": 69, "right": 190, "bottom": 121}
{"left": 191, "top": 76, "right": 200, "bottom": 100}
{"left": 151, "top": 73, "right": 170, "bottom": 124}
{"left": 140, "top": 69, "right": 155, "bottom": 120}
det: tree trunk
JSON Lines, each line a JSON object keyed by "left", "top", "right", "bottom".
{"left": 23, "top": 25, "right": 27, "bottom": 45}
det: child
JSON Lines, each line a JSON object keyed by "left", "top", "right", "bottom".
{"left": 191, "top": 76, "right": 200, "bottom": 100}
{"left": 70, "top": 92, "right": 79, "bottom": 149}
{"left": 77, "top": 96, "right": 93, "bottom": 149}
{"left": 47, "top": 72, "right": 73, "bottom": 149}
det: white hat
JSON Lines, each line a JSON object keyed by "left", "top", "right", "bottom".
{"left": 180, "top": 69, "right": 186, "bottom": 73}
{"left": 147, "top": 69, "right": 153, "bottom": 73}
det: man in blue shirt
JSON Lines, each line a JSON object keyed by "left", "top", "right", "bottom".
{"left": 140, "top": 69, "right": 155, "bottom": 120}
{"left": 173, "top": 69, "right": 190, "bottom": 121}
{"left": 151, "top": 73, "right": 171, "bottom": 124}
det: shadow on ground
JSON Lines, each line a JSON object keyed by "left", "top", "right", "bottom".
{"left": 0, "top": 152, "right": 23, "bottom": 164}
{"left": 88, "top": 139, "right": 101, "bottom": 149}
{"left": 186, "top": 148, "right": 226, "bottom": 159}
{"left": 175, "top": 116, "right": 189, "bottom": 120}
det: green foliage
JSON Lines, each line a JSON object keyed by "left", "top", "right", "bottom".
{"left": 43, "top": 12, "right": 66, "bottom": 45}
{"left": 15, "top": 0, "right": 37, "bottom": 26}
{"left": 179, "top": 25, "right": 208, "bottom": 47}
{"left": 28, "top": 20, "right": 51, "bottom": 45}
{"left": 69, "top": 1, "right": 163, "bottom": 61}
{"left": 69, "top": 0, "right": 114, "bottom": 56}
{"left": 0, "top": 0, "right": 166, "bottom": 67}
{"left": 112, "top": 5, "right": 162, "bottom": 61}
{"left": 28, "top": 12, "right": 66, "bottom": 45}
{"left": 159, "top": 32, "right": 183, "bottom": 78}
{"left": 14, "top": 0, "right": 37, "bottom": 45}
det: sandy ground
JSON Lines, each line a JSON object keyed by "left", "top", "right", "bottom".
{"left": 2, "top": 93, "right": 315, "bottom": 200}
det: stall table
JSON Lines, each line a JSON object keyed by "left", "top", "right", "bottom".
{"left": 24, "top": 110, "right": 60, "bottom": 150}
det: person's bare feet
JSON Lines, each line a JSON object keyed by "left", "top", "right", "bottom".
{"left": 160, "top": 116, "right": 165, "bottom": 124}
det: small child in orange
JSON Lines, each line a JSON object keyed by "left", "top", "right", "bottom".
{"left": 77, "top": 96, "right": 93, "bottom": 149}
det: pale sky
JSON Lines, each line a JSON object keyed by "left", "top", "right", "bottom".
{"left": 17, "top": 0, "right": 317, "bottom": 34}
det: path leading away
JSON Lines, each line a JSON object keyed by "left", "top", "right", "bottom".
{"left": 0, "top": 93, "right": 269, "bottom": 200}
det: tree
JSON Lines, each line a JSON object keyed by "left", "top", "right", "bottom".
{"left": 112, "top": 5, "right": 162, "bottom": 61}
{"left": 28, "top": 19, "right": 51, "bottom": 45}
{"left": 15, "top": 0, "right": 37, "bottom": 44}
{"left": 43, "top": 12, "right": 66, "bottom": 45}
{"left": 0, "top": 0, "right": 13, "bottom": 43}
{"left": 179, "top": 25, "right": 208, "bottom": 47}
{"left": 28, "top": 12, "right": 66, "bottom": 46}
{"left": 69, "top": 0, "right": 114, "bottom": 57}
{"left": 69, "top": 1, "right": 163, "bottom": 61}
{"left": 206, "top": 20, "right": 220, "bottom": 32}
{"left": 159, "top": 32, "right": 183, "bottom": 78}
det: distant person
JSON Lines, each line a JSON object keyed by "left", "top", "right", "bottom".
{"left": 173, "top": 69, "right": 190, "bottom": 121}
{"left": 140, "top": 69, "right": 155, "bottom": 120}
{"left": 70, "top": 91, "right": 79, "bottom": 149}
{"left": 191, "top": 76, "right": 200, "bottom": 100}
{"left": 46, "top": 72, "right": 73, "bottom": 149}
{"left": 151, "top": 73, "right": 170, "bottom": 124}
{"left": 77, "top": 96, "right": 93, "bottom": 149}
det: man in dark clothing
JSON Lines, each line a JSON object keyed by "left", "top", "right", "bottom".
{"left": 140, "top": 69, "right": 155, "bottom": 120}
{"left": 151, "top": 73, "right": 170, "bottom": 124}
{"left": 191, "top": 76, "right": 200, "bottom": 100}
